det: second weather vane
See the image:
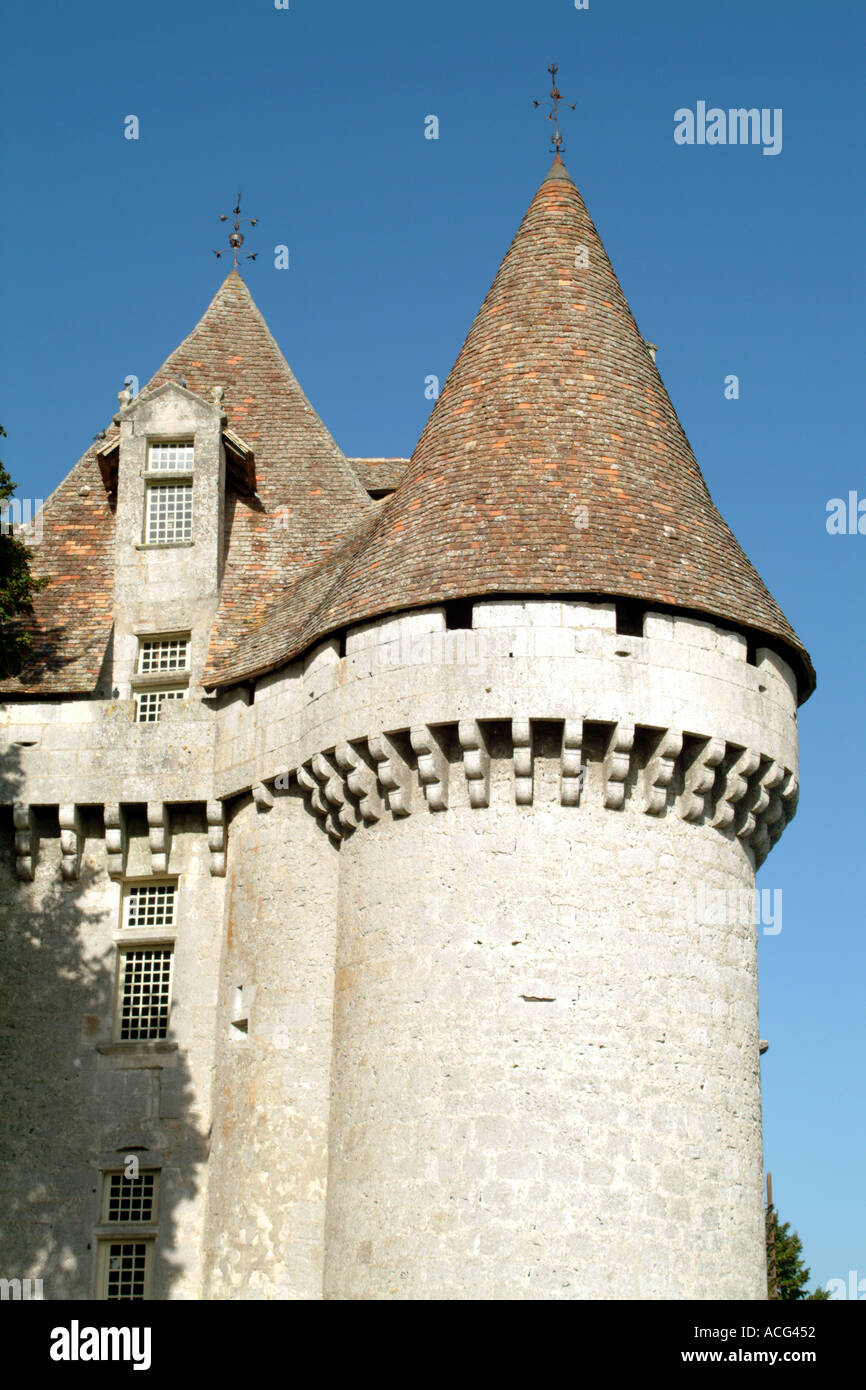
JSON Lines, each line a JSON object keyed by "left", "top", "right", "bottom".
{"left": 213, "top": 193, "right": 259, "bottom": 268}
{"left": 534, "top": 63, "right": 576, "bottom": 153}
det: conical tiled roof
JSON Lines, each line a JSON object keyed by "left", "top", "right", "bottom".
{"left": 0, "top": 271, "right": 371, "bottom": 694}
{"left": 214, "top": 157, "right": 814, "bottom": 699}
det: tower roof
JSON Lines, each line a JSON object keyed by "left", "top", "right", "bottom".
{"left": 0, "top": 271, "right": 371, "bottom": 695}
{"left": 214, "top": 157, "right": 814, "bottom": 699}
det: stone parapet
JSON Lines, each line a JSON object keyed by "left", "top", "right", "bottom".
{"left": 1, "top": 601, "right": 799, "bottom": 873}
{"left": 0, "top": 695, "right": 216, "bottom": 805}
{"left": 217, "top": 601, "right": 800, "bottom": 868}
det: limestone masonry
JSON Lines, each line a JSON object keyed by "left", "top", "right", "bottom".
{"left": 0, "top": 155, "right": 813, "bottom": 1300}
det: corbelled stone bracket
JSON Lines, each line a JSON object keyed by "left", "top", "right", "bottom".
{"left": 296, "top": 760, "right": 343, "bottom": 844}
{"left": 254, "top": 717, "right": 798, "bottom": 865}
{"left": 711, "top": 747, "right": 760, "bottom": 831}
{"left": 603, "top": 722, "right": 635, "bottom": 809}
{"left": 679, "top": 736, "right": 726, "bottom": 823}
{"left": 252, "top": 781, "right": 274, "bottom": 812}
{"left": 13, "top": 802, "right": 36, "bottom": 881}
{"left": 561, "top": 719, "right": 584, "bottom": 806}
{"left": 768, "top": 771, "right": 798, "bottom": 854}
{"left": 736, "top": 759, "right": 778, "bottom": 847}
{"left": 458, "top": 720, "right": 490, "bottom": 809}
{"left": 335, "top": 742, "right": 383, "bottom": 825}
{"left": 147, "top": 802, "right": 172, "bottom": 875}
{"left": 312, "top": 751, "right": 359, "bottom": 838}
{"left": 368, "top": 732, "right": 412, "bottom": 817}
{"left": 739, "top": 760, "right": 788, "bottom": 867}
{"left": 410, "top": 725, "right": 449, "bottom": 811}
{"left": 206, "top": 800, "right": 227, "bottom": 877}
{"left": 59, "top": 804, "right": 83, "bottom": 881}
{"left": 104, "top": 804, "right": 128, "bottom": 880}
{"left": 512, "top": 718, "right": 534, "bottom": 805}
{"left": 644, "top": 729, "right": 683, "bottom": 815}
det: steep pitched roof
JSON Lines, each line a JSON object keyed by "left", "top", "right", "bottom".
{"left": 151, "top": 272, "right": 372, "bottom": 672}
{"left": 0, "top": 452, "right": 116, "bottom": 694}
{"left": 212, "top": 157, "right": 815, "bottom": 700}
{"left": 0, "top": 271, "right": 371, "bottom": 695}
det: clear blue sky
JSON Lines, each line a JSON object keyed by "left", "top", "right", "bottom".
{"left": 3, "top": 0, "right": 863, "bottom": 1296}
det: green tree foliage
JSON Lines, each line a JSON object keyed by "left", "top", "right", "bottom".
{"left": 0, "top": 425, "right": 48, "bottom": 678}
{"left": 767, "top": 1208, "right": 830, "bottom": 1300}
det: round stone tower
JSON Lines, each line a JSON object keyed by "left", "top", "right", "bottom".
{"left": 317, "top": 600, "right": 801, "bottom": 1300}
{"left": 205, "top": 156, "right": 814, "bottom": 1300}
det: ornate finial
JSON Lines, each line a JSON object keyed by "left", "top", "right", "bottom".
{"left": 213, "top": 192, "right": 259, "bottom": 269}
{"left": 533, "top": 63, "right": 576, "bottom": 153}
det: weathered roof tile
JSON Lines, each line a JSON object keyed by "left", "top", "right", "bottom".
{"left": 1, "top": 271, "right": 371, "bottom": 695}
{"left": 2, "top": 162, "right": 814, "bottom": 702}
{"left": 211, "top": 157, "right": 814, "bottom": 699}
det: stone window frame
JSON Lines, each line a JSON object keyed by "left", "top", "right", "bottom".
{"left": 91, "top": 1153, "right": 163, "bottom": 1299}
{"left": 95, "top": 1237, "right": 156, "bottom": 1301}
{"left": 113, "top": 945, "right": 175, "bottom": 1044}
{"left": 146, "top": 440, "right": 195, "bottom": 474}
{"left": 100, "top": 1169, "right": 160, "bottom": 1226}
{"left": 122, "top": 880, "right": 178, "bottom": 931}
{"left": 142, "top": 436, "right": 195, "bottom": 546}
{"left": 142, "top": 478, "right": 194, "bottom": 545}
{"left": 132, "top": 632, "right": 191, "bottom": 723}
{"left": 133, "top": 686, "right": 187, "bottom": 723}
{"left": 113, "top": 875, "right": 179, "bottom": 1045}
{"left": 137, "top": 634, "right": 191, "bottom": 677}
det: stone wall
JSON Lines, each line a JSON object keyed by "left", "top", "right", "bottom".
{"left": 326, "top": 797, "right": 763, "bottom": 1299}
{"left": 0, "top": 803, "right": 220, "bottom": 1299}
{"left": 201, "top": 791, "right": 339, "bottom": 1299}
{"left": 0, "top": 597, "right": 801, "bottom": 1299}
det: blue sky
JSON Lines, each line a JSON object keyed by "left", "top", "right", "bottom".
{"left": 3, "top": 0, "right": 863, "bottom": 1295}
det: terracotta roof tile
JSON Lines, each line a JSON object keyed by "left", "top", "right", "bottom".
{"left": 211, "top": 157, "right": 814, "bottom": 700}
{"left": 347, "top": 458, "right": 409, "bottom": 493}
{"left": 3, "top": 163, "right": 814, "bottom": 703}
{"left": 0, "top": 454, "right": 115, "bottom": 694}
{"left": 1, "top": 271, "right": 371, "bottom": 695}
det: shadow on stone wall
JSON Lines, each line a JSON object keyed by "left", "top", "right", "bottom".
{"left": 0, "top": 743, "right": 208, "bottom": 1300}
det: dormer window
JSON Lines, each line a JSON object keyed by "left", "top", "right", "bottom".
{"left": 147, "top": 441, "right": 194, "bottom": 473}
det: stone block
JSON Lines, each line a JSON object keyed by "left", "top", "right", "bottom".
{"left": 6, "top": 725, "right": 44, "bottom": 747}
{"left": 60, "top": 703, "right": 99, "bottom": 724}
{"left": 756, "top": 647, "right": 797, "bottom": 702}
{"left": 562, "top": 600, "right": 617, "bottom": 631}
{"left": 674, "top": 616, "right": 717, "bottom": 651}
{"left": 472, "top": 601, "right": 528, "bottom": 629}
{"left": 303, "top": 639, "right": 340, "bottom": 677}
{"left": 716, "top": 629, "right": 748, "bottom": 662}
{"left": 643, "top": 611, "right": 675, "bottom": 641}
{"left": 530, "top": 628, "right": 574, "bottom": 659}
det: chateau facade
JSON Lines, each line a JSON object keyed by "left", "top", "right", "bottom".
{"left": 0, "top": 155, "right": 813, "bottom": 1300}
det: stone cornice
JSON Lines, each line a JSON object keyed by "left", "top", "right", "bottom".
{"left": 266, "top": 716, "right": 798, "bottom": 867}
